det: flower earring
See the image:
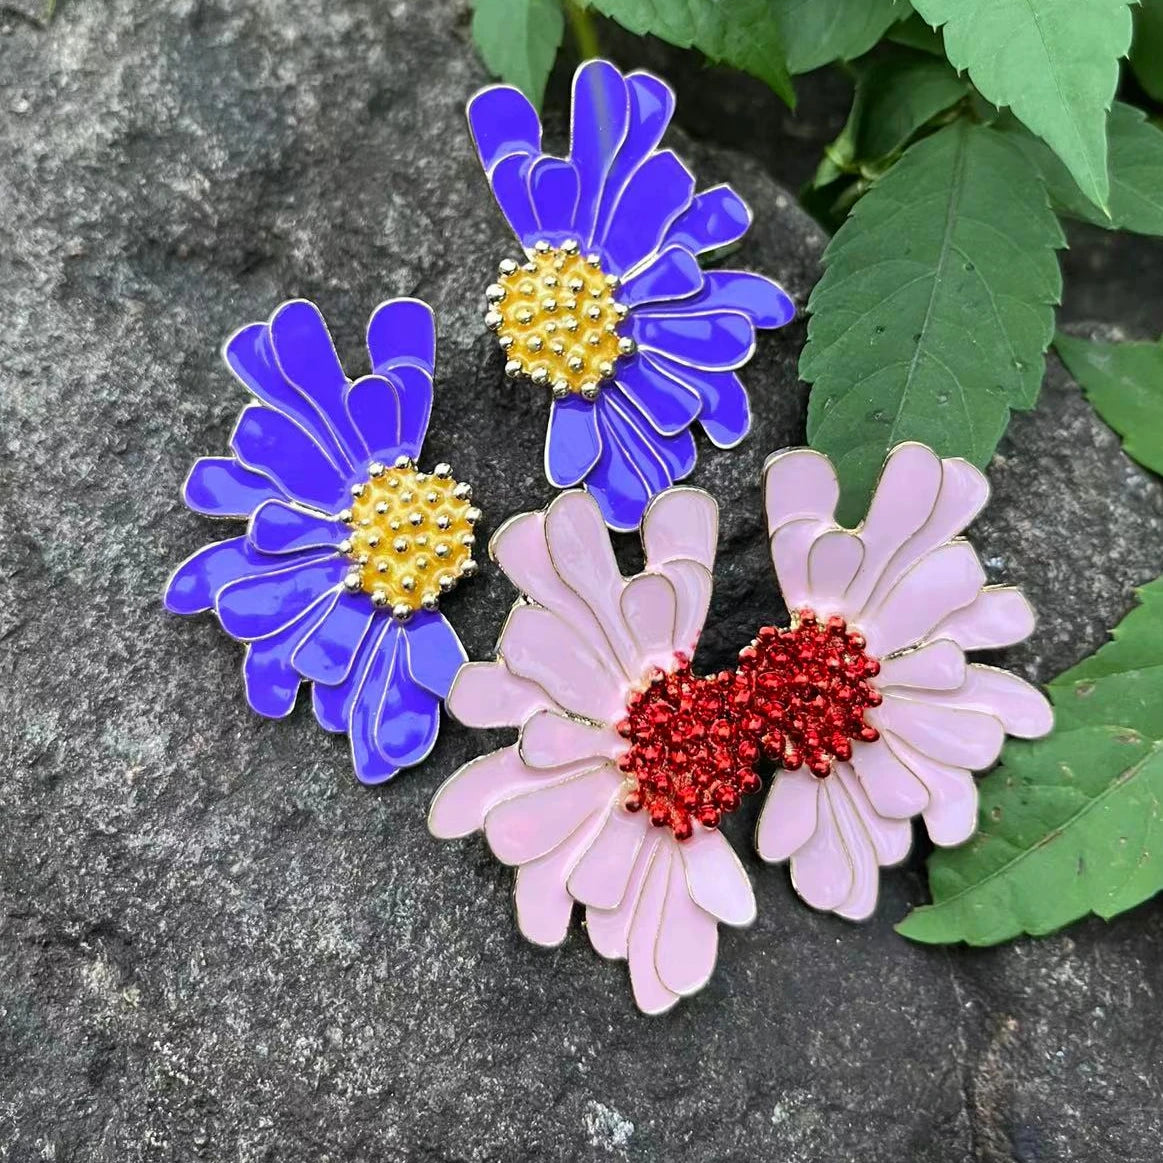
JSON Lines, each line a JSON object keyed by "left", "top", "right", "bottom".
{"left": 165, "top": 298, "right": 479, "bottom": 785}
{"left": 428, "top": 486, "right": 757, "bottom": 1015}
{"left": 468, "top": 59, "right": 795, "bottom": 530}
{"left": 752, "top": 443, "right": 1053, "bottom": 919}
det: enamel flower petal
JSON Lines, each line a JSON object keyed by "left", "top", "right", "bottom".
{"left": 165, "top": 299, "right": 479, "bottom": 785}
{"left": 429, "top": 487, "right": 758, "bottom": 1014}
{"left": 468, "top": 59, "right": 795, "bottom": 531}
{"left": 748, "top": 443, "right": 1053, "bottom": 920}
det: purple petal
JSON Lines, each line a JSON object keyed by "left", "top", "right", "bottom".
{"left": 612, "top": 356, "right": 701, "bottom": 435}
{"left": 600, "top": 151, "right": 695, "bottom": 276}
{"left": 606, "top": 395, "right": 695, "bottom": 484}
{"left": 292, "top": 591, "right": 378, "bottom": 684}
{"left": 344, "top": 374, "right": 403, "bottom": 464}
{"left": 268, "top": 300, "right": 365, "bottom": 466}
{"left": 545, "top": 394, "right": 603, "bottom": 487}
{"left": 467, "top": 84, "right": 542, "bottom": 173}
{"left": 630, "top": 310, "right": 755, "bottom": 371}
{"left": 311, "top": 621, "right": 381, "bottom": 732}
{"left": 529, "top": 157, "right": 581, "bottom": 235}
{"left": 647, "top": 354, "right": 751, "bottom": 448}
{"left": 183, "top": 457, "right": 282, "bottom": 518}
{"left": 593, "top": 71, "right": 676, "bottom": 243}
{"left": 165, "top": 536, "right": 299, "bottom": 616}
{"left": 230, "top": 405, "right": 348, "bottom": 512}
{"left": 216, "top": 554, "right": 347, "bottom": 641}
{"left": 249, "top": 498, "right": 346, "bottom": 555}
{"left": 654, "top": 270, "right": 795, "bottom": 328}
{"left": 349, "top": 623, "right": 402, "bottom": 783}
{"left": 387, "top": 363, "right": 433, "bottom": 460}
{"left": 224, "top": 323, "right": 351, "bottom": 471}
{"left": 366, "top": 298, "right": 437, "bottom": 377}
{"left": 349, "top": 625, "right": 440, "bottom": 783}
{"left": 569, "top": 60, "right": 630, "bottom": 247}
{"left": 403, "top": 611, "right": 468, "bottom": 698}
{"left": 490, "top": 152, "right": 539, "bottom": 247}
{"left": 585, "top": 403, "right": 654, "bottom": 531}
{"left": 242, "top": 594, "right": 333, "bottom": 718}
{"left": 376, "top": 653, "right": 441, "bottom": 769}
{"left": 664, "top": 184, "right": 751, "bottom": 254}
{"left": 618, "top": 246, "right": 703, "bottom": 308}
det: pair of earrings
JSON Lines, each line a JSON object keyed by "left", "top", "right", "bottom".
{"left": 164, "top": 61, "right": 1051, "bottom": 1013}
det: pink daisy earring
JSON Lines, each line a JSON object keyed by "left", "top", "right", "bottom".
{"left": 750, "top": 442, "right": 1054, "bottom": 920}
{"left": 428, "top": 486, "right": 758, "bottom": 1015}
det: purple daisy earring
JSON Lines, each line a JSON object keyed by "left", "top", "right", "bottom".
{"left": 468, "top": 59, "right": 795, "bottom": 530}
{"left": 164, "top": 298, "right": 478, "bottom": 785}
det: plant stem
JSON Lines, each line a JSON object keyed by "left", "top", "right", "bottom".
{"left": 566, "top": 1, "right": 601, "bottom": 61}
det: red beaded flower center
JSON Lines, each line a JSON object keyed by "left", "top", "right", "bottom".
{"left": 615, "top": 658, "right": 764, "bottom": 840}
{"left": 736, "top": 608, "right": 882, "bottom": 778}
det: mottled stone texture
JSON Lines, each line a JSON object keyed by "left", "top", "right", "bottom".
{"left": 1, "top": 2, "right": 1161, "bottom": 1161}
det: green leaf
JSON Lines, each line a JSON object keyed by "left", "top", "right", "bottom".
{"left": 832, "top": 48, "right": 968, "bottom": 170}
{"left": 886, "top": 12, "right": 945, "bottom": 55}
{"left": 772, "top": 0, "right": 905, "bottom": 75}
{"left": 579, "top": 0, "right": 794, "bottom": 106}
{"left": 1131, "top": 0, "right": 1163, "bottom": 102}
{"left": 1002, "top": 103, "right": 1163, "bottom": 236}
{"left": 471, "top": 0, "right": 565, "bottom": 109}
{"left": 909, "top": 0, "right": 1135, "bottom": 212}
{"left": 1055, "top": 330, "right": 1163, "bottom": 475}
{"left": 801, "top": 120, "right": 1064, "bottom": 523}
{"left": 898, "top": 578, "right": 1163, "bottom": 946}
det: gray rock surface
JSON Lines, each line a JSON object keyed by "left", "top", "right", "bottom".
{"left": 1, "top": 2, "right": 1161, "bottom": 1160}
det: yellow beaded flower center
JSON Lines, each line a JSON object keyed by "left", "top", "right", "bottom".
{"left": 484, "top": 239, "right": 636, "bottom": 400}
{"left": 340, "top": 458, "right": 479, "bottom": 621}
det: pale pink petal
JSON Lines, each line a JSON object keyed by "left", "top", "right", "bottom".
{"left": 931, "top": 586, "right": 1036, "bottom": 651}
{"left": 805, "top": 529, "right": 865, "bottom": 612}
{"left": 655, "top": 854, "right": 719, "bottom": 996}
{"left": 642, "top": 486, "right": 718, "bottom": 570}
{"left": 519, "top": 708, "right": 623, "bottom": 769}
{"left": 901, "top": 665, "right": 1053, "bottom": 739}
{"left": 499, "top": 605, "right": 627, "bottom": 723}
{"left": 874, "top": 696, "right": 1005, "bottom": 770}
{"left": 514, "top": 809, "right": 606, "bottom": 946}
{"left": 678, "top": 827, "right": 756, "bottom": 925}
{"left": 567, "top": 802, "right": 647, "bottom": 910}
{"left": 825, "top": 774, "right": 881, "bottom": 921}
{"left": 428, "top": 746, "right": 554, "bottom": 839}
{"left": 844, "top": 443, "right": 943, "bottom": 610}
{"left": 484, "top": 766, "right": 620, "bottom": 865}
{"left": 627, "top": 843, "right": 680, "bottom": 1015}
{"left": 764, "top": 448, "right": 839, "bottom": 534}
{"left": 857, "top": 458, "right": 989, "bottom": 615}
{"left": 620, "top": 573, "right": 678, "bottom": 670}
{"left": 876, "top": 638, "right": 966, "bottom": 691}
{"left": 788, "top": 787, "right": 853, "bottom": 911}
{"left": 545, "top": 491, "right": 639, "bottom": 676}
{"left": 924, "top": 776, "right": 979, "bottom": 847}
{"left": 755, "top": 769, "right": 820, "bottom": 862}
{"left": 659, "top": 559, "right": 712, "bottom": 659}
{"left": 886, "top": 732, "right": 979, "bottom": 847}
{"left": 848, "top": 736, "right": 929, "bottom": 817}
{"left": 490, "top": 510, "right": 614, "bottom": 664}
{"left": 834, "top": 763, "right": 913, "bottom": 865}
{"left": 585, "top": 831, "right": 661, "bottom": 959}
{"left": 446, "top": 661, "right": 550, "bottom": 729}
{"left": 771, "top": 519, "right": 830, "bottom": 610}
{"left": 860, "top": 542, "right": 985, "bottom": 657}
